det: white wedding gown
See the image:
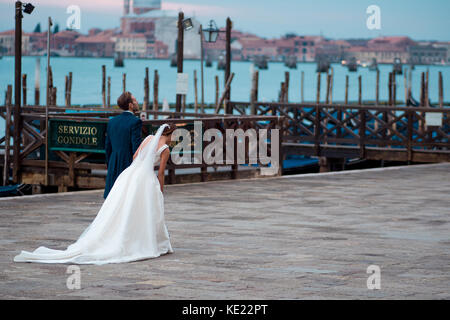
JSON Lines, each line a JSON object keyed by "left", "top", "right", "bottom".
{"left": 14, "top": 124, "right": 173, "bottom": 265}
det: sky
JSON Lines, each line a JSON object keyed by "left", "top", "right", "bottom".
{"left": 0, "top": 0, "right": 449, "bottom": 41}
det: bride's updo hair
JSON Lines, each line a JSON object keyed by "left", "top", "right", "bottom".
{"left": 162, "top": 124, "right": 177, "bottom": 136}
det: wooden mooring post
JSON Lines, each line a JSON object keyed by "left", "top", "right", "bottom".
{"left": 153, "top": 70, "right": 159, "bottom": 118}
{"left": 194, "top": 70, "right": 198, "bottom": 113}
{"left": 216, "top": 73, "right": 235, "bottom": 114}
{"left": 46, "top": 66, "right": 53, "bottom": 106}
{"left": 345, "top": 75, "right": 349, "bottom": 104}
{"left": 425, "top": 69, "right": 430, "bottom": 107}
{"left": 22, "top": 74, "right": 27, "bottom": 106}
{"left": 143, "top": 67, "right": 149, "bottom": 111}
{"left": 122, "top": 73, "right": 126, "bottom": 93}
{"left": 419, "top": 72, "right": 425, "bottom": 134}
{"left": 3, "top": 85, "right": 12, "bottom": 185}
{"left": 316, "top": 72, "right": 321, "bottom": 104}
{"left": 358, "top": 75, "right": 362, "bottom": 105}
{"left": 439, "top": 71, "right": 443, "bottom": 108}
{"left": 300, "top": 71, "right": 304, "bottom": 103}
{"left": 34, "top": 58, "right": 40, "bottom": 106}
{"left": 215, "top": 75, "right": 219, "bottom": 108}
{"left": 375, "top": 69, "right": 380, "bottom": 105}
{"left": 325, "top": 72, "right": 330, "bottom": 104}
{"left": 250, "top": 69, "right": 259, "bottom": 115}
{"left": 393, "top": 72, "right": 397, "bottom": 106}
{"left": 107, "top": 76, "right": 111, "bottom": 108}
{"left": 404, "top": 69, "right": 408, "bottom": 105}
{"left": 284, "top": 71, "right": 290, "bottom": 103}
{"left": 102, "top": 65, "right": 106, "bottom": 108}
{"left": 66, "top": 72, "right": 72, "bottom": 107}
{"left": 329, "top": 67, "right": 334, "bottom": 104}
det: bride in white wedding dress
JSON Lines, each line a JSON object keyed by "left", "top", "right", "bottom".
{"left": 14, "top": 123, "right": 175, "bottom": 265}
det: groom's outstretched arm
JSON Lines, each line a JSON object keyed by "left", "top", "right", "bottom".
{"left": 131, "top": 119, "right": 143, "bottom": 156}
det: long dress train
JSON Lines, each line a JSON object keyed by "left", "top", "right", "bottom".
{"left": 13, "top": 124, "right": 173, "bottom": 265}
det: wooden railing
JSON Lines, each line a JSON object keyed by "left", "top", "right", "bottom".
{"left": 230, "top": 101, "right": 450, "bottom": 163}
{"left": 0, "top": 105, "right": 283, "bottom": 189}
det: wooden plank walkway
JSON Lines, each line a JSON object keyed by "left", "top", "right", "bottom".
{"left": 0, "top": 163, "right": 449, "bottom": 299}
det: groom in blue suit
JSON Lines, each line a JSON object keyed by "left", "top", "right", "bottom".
{"left": 104, "top": 91, "right": 142, "bottom": 199}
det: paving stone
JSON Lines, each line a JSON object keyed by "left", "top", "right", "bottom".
{"left": 0, "top": 163, "right": 449, "bottom": 299}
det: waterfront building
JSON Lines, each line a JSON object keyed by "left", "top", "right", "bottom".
{"left": 0, "top": 29, "right": 30, "bottom": 55}
{"left": 74, "top": 29, "right": 116, "bottom": 57}
{"left": 408, "top": 44, "right": 447, "bottom": 65}
{"left": 120, "top": 0, "right": 201, "bottom": 58}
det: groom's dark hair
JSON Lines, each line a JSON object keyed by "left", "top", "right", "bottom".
{"left": 117, "top": 91, "right": 133, "bottom": 111}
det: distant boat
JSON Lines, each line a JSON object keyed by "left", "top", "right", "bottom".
{"left": 170, "top": 53, "right": 177, "bottom": 67}
{"left": 114, "top": 52, "right": 124, "bottom": 67}
{"left": 254, "top": 55, "right": 268, "bottom": 70}
{"left": 205, "top": 56, "right": 212, "bottom": 68}
{"left": 217, "top": 55, "right": 226, "bottom": 70}
{"left": 347, "top": 57, "right": 358, "bottom": 72}
{"left": 393, "top": 58, "right": 403, "bottom": 75}
{"left": 368, "top": 58, "right": 378, "bottom": 71}
{"left": 316, "top": 58, "right": 330, "bottom": 73}
{"left": 43, "top": 52, "right": 60, "bottom": 57}
{"left": 284, "top": 56, "right": 297, "bottom": 69}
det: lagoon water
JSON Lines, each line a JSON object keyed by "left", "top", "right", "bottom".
{"left": 1, "top": 56, "right": 449, "bottom": 135}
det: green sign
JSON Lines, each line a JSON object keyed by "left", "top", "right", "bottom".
{"left": 49, "top": 119, "right": 107, "bottom": 153}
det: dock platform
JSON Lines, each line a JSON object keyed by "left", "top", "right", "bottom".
{"left": 0, "top": 163, "right": 449, "bottom": 299}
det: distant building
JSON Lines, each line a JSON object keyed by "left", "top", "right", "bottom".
{"left": 28, "top": 31, "right": 47, "bottom": 54}
{"left": 51, "top": 30, "right": 80, "bottom": 55}
{"left": 131, "top": 0, "right": 161, "bottom": 15}
{"left": 205, "top": 30, "right": 256, "bottom": 61}
{"left": 344, "top": 36, "right": 416, "bottom": 64}
{"left": 114, "top": 33, "right": 147, "bottom": 58}
{"left": 0, "top": 30, "right": 30, "bottom": 55}
{"left": 153, "top": 13, "right": 201, "bottom": 59}
{"left": 315, "top": 39, "right": 351, "bottom": 63}
{"left": 274, "top": 35, "right": 323, "bottom": 62}
{"left": 367, "top": 36, "right": 416, "bottom": 50}
{"left": 146, "top": 40, "right": 169, "bottom": 59}
{"left": 120, "top": 1, "right": 201, "bottom": 58}
{"left": 74, "top": 29, "right": 116, "bottom": 57}
{"left": 408, "top": 44, "right": 447, "bottom": 64}
{"left": 431, "top": 42, "right": 450, "bottom": 64}
{"left": 238, "top": 38, "right": 278, "bottom": 61}
{"left": 345, "top": 46, "right": 409, "bottom": 64}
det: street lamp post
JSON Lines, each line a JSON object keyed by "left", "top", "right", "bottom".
{"left": 225, "top": 17, "right": 232, "bottom": 114}
{"left": 199, "top": 24, "right": 205, "bottom": 113}
{"left": 174, "top": 13, "right": 194, "bottom": 114}
{"left": 202, "top": 18, "right": 233, "bottom": 114}
{"left": 13, "top": 1, "right": 23, "bottom": 183}
{"left": 12, "top": 1, "right": 34, "bottom": 183}
{"left": 175, "top": 12, "right": 184, "bottom": 113}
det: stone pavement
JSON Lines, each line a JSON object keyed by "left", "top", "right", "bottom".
{"left": 0, "top": 163, "right": 449, "bottom": 299}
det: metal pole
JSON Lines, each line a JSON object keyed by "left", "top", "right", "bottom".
{"left": 176, "top": 11, "right": 184, "bottom": 114}
{"left": 225, "top": 17, "right": 232, "bottom": 114}
{"left": 13, "top": 1, "right": 23, "bottom": 183}
{"left": 45, "top": 17, "right": 52, "bottom": 186}
{"left": 199, "top": 24, "right": 205, "bottom": 113}
{"left": 46, "top": 18, "right": 52, "bottom": 106}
